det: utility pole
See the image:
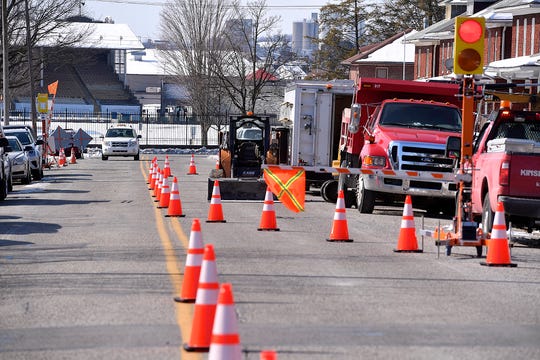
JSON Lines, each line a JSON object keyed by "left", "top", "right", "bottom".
{"left": 24, "top": 0, "right": 38, "bottom": 137}
{"left": 2, "top": 0, "right": 10, "bottom": 125}
{"left": 354, "top": 0, "right": 360, "bottom": 51}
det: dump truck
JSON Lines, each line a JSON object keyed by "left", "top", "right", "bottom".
{"left": 336, "top": 78, "right": 462, "bottom": 213}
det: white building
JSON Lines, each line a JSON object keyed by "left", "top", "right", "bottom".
{"left": 291, "top": 13, "right": 319, "bottom": 58}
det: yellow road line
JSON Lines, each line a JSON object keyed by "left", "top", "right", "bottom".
{"left": 140, "top": 158, "right": 201, "bottom": 360}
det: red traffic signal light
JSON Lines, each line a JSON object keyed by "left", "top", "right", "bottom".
{"left": 453, "top": 17, "right": 485, "bottom": 75}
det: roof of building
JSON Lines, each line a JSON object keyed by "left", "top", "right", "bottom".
{"left": 38, "top": 22, "right": 144, "bottom": 50}
{"left": 342, "top": 30, "right": 417, "bottom": 65}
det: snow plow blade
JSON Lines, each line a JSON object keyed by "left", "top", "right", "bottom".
{"left": 207, "top": 178, "right": 268, "bottom": 201}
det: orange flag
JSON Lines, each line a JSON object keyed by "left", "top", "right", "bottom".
{"left": 263, "top": 167, "right": 305, "bottom": 212}
{"left": 48, "top": 80, "right": 58, "bottom": 96}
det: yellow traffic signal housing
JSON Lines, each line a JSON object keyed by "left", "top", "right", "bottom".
{"left": 453, "top": 17, "right": 485, "bottom": 75}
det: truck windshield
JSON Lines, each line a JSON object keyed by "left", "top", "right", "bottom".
{"left": 379, "top": 102, "right": 461, "bottom": 132}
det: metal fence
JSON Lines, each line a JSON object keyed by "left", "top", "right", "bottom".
{"left": 3, "top": 112, "right": 241, "bottom": 147}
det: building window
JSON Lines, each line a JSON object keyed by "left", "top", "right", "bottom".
{"left": 375, "top": 67, "right": 388, "bottom": 78}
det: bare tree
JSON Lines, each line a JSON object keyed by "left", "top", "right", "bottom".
{"left": 1, "top": 0, "right": 89, "bottom": 127}
{"left": 160, "top": 0, "right": 230, "bottom": 146}
{"left": 209, "top": 0, "right": 288, "bottom": 114}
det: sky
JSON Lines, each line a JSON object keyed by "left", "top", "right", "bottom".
{"left": 84, "top": 0, "right": 330, "bottom": 41}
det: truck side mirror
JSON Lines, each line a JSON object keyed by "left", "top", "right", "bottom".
{"left": 445, "top": 136, "right": 461, "bottom": 159}
{"left": 0, "top": 137, "right": 8, "bottom": 147}
{"left": 348, "top": 103, "right": 361, "bottom": 134}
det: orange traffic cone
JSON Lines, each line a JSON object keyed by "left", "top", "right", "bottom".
{"left": 208, "top": 283, "right": 242, "bottom": 360}
{"left": 394, "top": 195, "right": 422, "bottom": 253}
{"left": 207, "top": 180, "right": 226, "bottom": 223}
{"left": 163, "top": 155, "right": 171, "bottom": 178}
{"left": 187, "top": 153, "right": 198, "bottom": 175}
{"left": 58, "top": 148, "right": 66, "bottom": 167}
{"left": 147, "top": 158, "right": 156, "bottom": 184}
{"left": 258, "top": 187, "right": 279, "bottom": 231}
{"left": 149, "top": 163, "right": 158, "bottom": 190}
{"left": 215, "top": 158, "right": 220, "bottom": 170}
{"left": 69, "top": 147, "right": 77, "bottom": 164}
{"left": 260, "top": 350, "right": 277, "bottom": 360}
{"left": 166, "top": 177, "right": 185, "bottom": 217}
{"left": 158, "top": 176, "right": 170, "bottom": 208}
{"left": 175, "top": 218, "right": 204, "bottom": 303}
{"left": 327, "top": 190, "right": 352, "bottom": 242}
{"left": 154, "top": 169, "right": 163, "bottom": 201}
{"left": 481, "top": 202, "right": 517, "bottom": 267}
{"left": 184, "top": 244, "right": 220, "bottom": 352}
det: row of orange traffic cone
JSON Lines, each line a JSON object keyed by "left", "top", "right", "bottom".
{"left": 175, "top": 219, "right": 277, "bottom": 359}
{"left": 57, "top": 147, "right": 77, "bottom": 167}
{"left": 152, "top": 155, "right": 516, "bottom": 266}
{"left": 327, "top": 191, "right": 516, "bottom": 267}
{"left": 391, "top": 194, "right": 516, "bottom": 266}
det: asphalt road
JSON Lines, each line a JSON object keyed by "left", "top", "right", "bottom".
{"left": 1, "top": 153, "right": 539, "bottom": 360}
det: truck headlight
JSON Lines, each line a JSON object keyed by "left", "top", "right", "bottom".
{"left": 363, "top": 155, "right": 386, "bottom": 167}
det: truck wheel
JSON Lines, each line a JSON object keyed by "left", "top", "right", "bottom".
{"left": 102, "top": 155, "right": 108, "bottom": 161}
{"left": 481, "top": 192, "right": 494, "bottom": 233}
{"left": 356, "top": 176, "right": 375, "bottom": 214}
{"left": 320, "top": 180, "right": 338, "bottom": 203}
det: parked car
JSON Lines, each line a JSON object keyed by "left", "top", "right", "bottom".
{"left": 3, "top": 126, "right": 44, "bottom": 180}
{"left": 6, "top": 136, "right": 32, "bottom": 184}
{"left": 0, "top": 134, "right": 13, "bottom": 200}
{"left": 101, "top": 125, "right": 141, "bottom": 160}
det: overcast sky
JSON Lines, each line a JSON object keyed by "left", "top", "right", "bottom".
{"left": 84, "top": 0, "right": 330, "bottom": 40}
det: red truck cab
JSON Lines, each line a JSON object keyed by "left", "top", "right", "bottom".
{"left": 339, "top": 78, "right": 462, "bottom": 213}
{"left": 471, "top": 107, "right": 540, "bottom": 232}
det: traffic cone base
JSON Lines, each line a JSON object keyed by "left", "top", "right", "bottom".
{"left": 480, "top": 202, "right": 516, "bottom": 267}
{"left": 327, "top": 190, "right": 352, "bottom": 242}
{"left": 394, "top": 195, "right": 422, "bottom": 253}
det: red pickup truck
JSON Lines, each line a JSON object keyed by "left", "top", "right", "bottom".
{"left": 471, "top": 106, "right": 540, "bottom": 233}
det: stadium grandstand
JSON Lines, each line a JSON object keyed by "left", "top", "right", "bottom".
{"left": 12, "top": 17, "right": 190, "bottom": 119}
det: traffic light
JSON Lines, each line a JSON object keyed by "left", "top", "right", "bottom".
{"left": 453, "top": 17, "right": 485, "bottom": 75}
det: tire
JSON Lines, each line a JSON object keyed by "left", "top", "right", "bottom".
{"left": 22, "top": 166, "right": 32, "bottom": 184}
{"left": 0, "top": 176, "right": 7, "bottom": 201}
{"left": 481, "top": 192, "right": 494, "bottom": 233}
{"left": 102, "top": 155, "right": 108, "bottom": 160}
{"left": 7, "top": 173, "right": 13, "bottom": 192}
{"left": 32, "top": 168, "right": 42, "bottom": 180}
{"left": 356, "top": 175, "right": 375, "bottom": 214}
{"left": 320, "top": 180, "right": 338, "bottom": 203}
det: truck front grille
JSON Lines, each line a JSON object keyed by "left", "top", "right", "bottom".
{"left": 389, "top": 142, "right": 455, "bottom": 173}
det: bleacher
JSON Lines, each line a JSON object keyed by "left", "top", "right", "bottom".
{"left": 15, "top": 50, "right": 141, "bottom": 114}
{"left": 74, "top": 52, "right": 137, "bottom": 106}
